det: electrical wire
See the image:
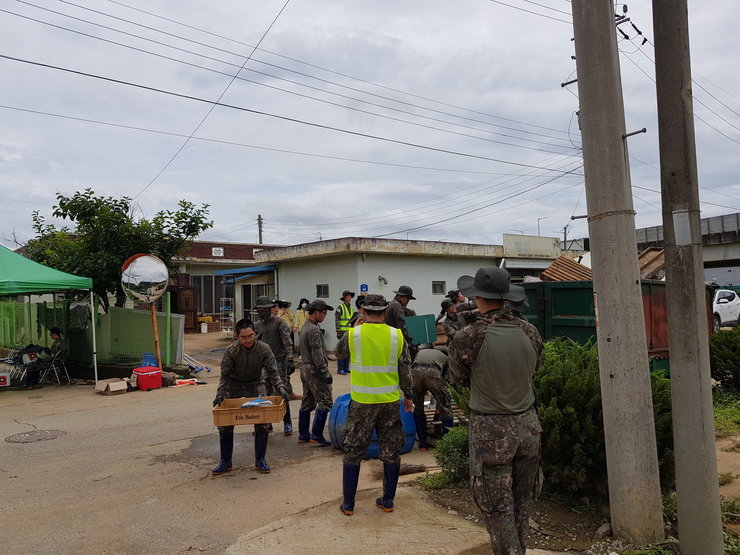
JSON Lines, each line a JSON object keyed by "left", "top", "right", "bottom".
{"left": 6, "top": 4, "right": 579, "bottom": 155}
{"left": 49, "top": 0, "right": 579, "bottom": 147}
{"left": 102, "top": 0, "right": 574, "bottom": 138}
{"left": 487, "top": 0, "right": 571, "bottom": 24}
{"left": 0, "top": 54, "right": 583, "bottom": 174}
{"left": 132, "top": 0, "right": 291, "bottom": 199}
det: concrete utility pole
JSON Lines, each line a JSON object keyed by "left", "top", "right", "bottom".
{"left": 652, "top": 2, "right": 724, "bottom": 552}
{"left": 257, "top": 214, "right": 264, "bottom": 244}
{"left": 571, "top": 0, "right": 664, "bottom": 544}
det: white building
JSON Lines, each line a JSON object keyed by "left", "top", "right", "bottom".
{"left": 246, "top": 236, "right": 563, "bottom": 350}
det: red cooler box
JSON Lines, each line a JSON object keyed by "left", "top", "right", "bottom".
{"left": 134, "top": 367, "right": 162, "bottom": 391}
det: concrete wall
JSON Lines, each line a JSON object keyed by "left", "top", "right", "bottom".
{"left": 277, "top": 256, "right": 358, "bottom": 348}
{"left": 277, "top": 253, "right": 499, "bottom": 350}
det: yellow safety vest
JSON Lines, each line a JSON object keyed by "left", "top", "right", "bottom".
{"left": 348, "top": 324, "right": 404, "bottom": 404}
{"left": 338, "top": 303, "right": 355, "bottom": 332}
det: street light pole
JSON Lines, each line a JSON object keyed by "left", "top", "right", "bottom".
{"left": 537, "top": 217, "right": 549, "bottom": 236}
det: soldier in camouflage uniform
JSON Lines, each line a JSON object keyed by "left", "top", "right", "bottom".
{"left": 385, "top": 285, "right": 416, "bottom": 358}
{"left": 448, "top": 267, "right": 543, "bottom": 555}
{"left": 411, "top": 346, "right": 453, "bottom": 450}
{"left": 436, "top": 298, "right": 462, "bottom": 343}
{"left": 335, "top": 294, "right": 414, "bottom": 516}
{"left": 254, "top": 296, "right": 298, "bottom": 435}
{"left": 212, "top": 319, "right": 290, "bottom": 476}
{"left": 298, "top": 299, "right": 335, "bottom": 445}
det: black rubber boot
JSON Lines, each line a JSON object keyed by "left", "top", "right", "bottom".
{"left": 254, "top": 430, "right": 271, "bottom": 473}
{"left": 283, "top": 402, "right": 293, "bottom": 435}
{"left": 441, "top": 417, "right": 454, "bottom": 435}
{"left": 310, "top": 409, "right": 331, "bottom": 446}
{"left": 212, "top": 429, "right": 234, "bottom": 476}
{"left": 297, "top": 410, "right": 311, "bottom": 443}
{"left": 340, "top": 464, "right": 361, "bottom": 516}
{"left": 376, "top": 462, "right": 401, "bottom": 512}
{"left": 414, "top": 413, "right": 428, "bottom": 450}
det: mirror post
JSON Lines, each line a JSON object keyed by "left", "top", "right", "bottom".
{"left": 165, "top": 292, "right": 171, "bottom": 368}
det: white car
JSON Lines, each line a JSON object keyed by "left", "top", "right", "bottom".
{"left": 712, "top": 289, "right": 740, "bottom": 331}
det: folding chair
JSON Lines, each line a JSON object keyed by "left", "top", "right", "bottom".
{"left": 40, "top": 350, "right": 70, "bottom": 385}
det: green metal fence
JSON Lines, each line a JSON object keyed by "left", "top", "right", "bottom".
{"left": 0, "top": 299, "right": 183, "bottom": 368}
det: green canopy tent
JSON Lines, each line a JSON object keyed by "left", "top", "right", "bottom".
{"left": 0, "top": 244, "right": 98, "bottom": 381}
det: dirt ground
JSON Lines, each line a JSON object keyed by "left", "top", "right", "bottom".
{"left": 2, "top": 330, "right": 738, "bottom": 554}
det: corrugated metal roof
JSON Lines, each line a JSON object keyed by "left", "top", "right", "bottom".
{"left": 638, "top": 247, "right": 665, "bottom": 280}
{"left": 541, "top": 255, "right": 593, "bottom": 281}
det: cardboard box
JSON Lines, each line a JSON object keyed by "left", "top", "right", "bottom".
{"left": 212, "top": 396, "right": 286, "bottom": 427}
{"left": 95, "top": 378, "right": 128, "bottom": 395}
{"left": 0, "top": 371, "right": 10, "bottom": 387}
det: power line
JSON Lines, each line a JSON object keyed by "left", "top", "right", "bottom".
{"left": 0, "top": 54, "right": 583, "bottom": 173}
{"left": 132, "top": 0, "right": 291, "bottom": 199}
{"left": 3, "top": 103, "right": 554, "bottom": 178}
{"left": 487, "top": 0, "right": 571, "bottom": 24}
{"left": 7, "top": 4, "right": 579, "bottom": 155}
{"left": 102, "top": 0, "right": 574, "bottom": 138}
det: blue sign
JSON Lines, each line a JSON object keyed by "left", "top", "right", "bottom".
{"left": 360, "top": 283, "right": 369, "bottom": 292}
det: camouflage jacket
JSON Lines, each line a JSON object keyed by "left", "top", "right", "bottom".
{"left": 255, "top": 314, "right": 293, "bottom": 361}
{"left": 385, "top": 299, "right": 412, "bottom": 344}
{"left": 335, "top": 324, "right": 414, "bottom": 400}
{"left": 448, "top": 308, "right": 543, "bottom": 389}
{"left": 299, "top": 319, "right": 329, "bottom": 374}
{"left": 218, "top": 339, "right": 284, "bottom": 396}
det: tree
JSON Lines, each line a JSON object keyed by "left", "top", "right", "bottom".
{"left": 23, "top": 189, "right": 213, "bottom": 310}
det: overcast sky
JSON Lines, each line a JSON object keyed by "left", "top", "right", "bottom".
{"left": 1, "top": 0, "right": 739, "bottom": 249}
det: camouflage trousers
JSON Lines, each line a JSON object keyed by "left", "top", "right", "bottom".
{"left": 299, "top": 363, "right": 333, "bottom": 412}
{"left": 469, "top": 407, "right": 542, "bottom": 555}
{"left": 266, "top": 358, "right": 293, "bottom": 395}
{"left": 411, "top": 364, "right": 453, "bottom": 420}
{"left": 216, "top": 381, "right": 269, "bottom": 434}
{"left": 343, "top": 400, "right": 403, "bottom": 466}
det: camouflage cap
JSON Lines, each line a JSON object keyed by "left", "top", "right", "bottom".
{"left": 340, "top": 290, "right": 355, "bottom": 299}
{"left": 361, "top": 293, "right": 390, "bottom": 311}
{"left": 307, "top": 299, "right": 334, "bottom": 313}
{"left": 440, "top": 298, "right": 455, "bottom": 310}
{"left": 254, "top": 295, "right": 276, "bottom": 308}
{"left": 393, "top": 285, "right": 416, "bottom": 300}
{"left": 446, "top": 289, "right": 461, "bottom": 300}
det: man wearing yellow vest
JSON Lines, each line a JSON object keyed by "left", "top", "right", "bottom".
{"left": 335, "top": 294, "right": 413, "bottom": 516}
{"left": 334, "top": 290, "right": 356, "bottom": 375}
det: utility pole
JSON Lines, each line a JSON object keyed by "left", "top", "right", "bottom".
{"left": 257, "top": 214, "right": 263, "bottom": 245}
{"left": 571, "top": 0, "right": 664, "bottom": 544}
{"left": 652, "top": 1, "right": 723, "bottom": 552}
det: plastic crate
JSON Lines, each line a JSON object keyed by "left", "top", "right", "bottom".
{"left": 212, "top": 396, "right": 286, "bottom": 427}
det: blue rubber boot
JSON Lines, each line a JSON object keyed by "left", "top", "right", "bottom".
{"left": 441, "top": 417, "right": 454, "bottom": 435}
{"left": 283, "top": 402, "right": 293, "bottom": 435}
{"left": 414, "top": 413, "right": 429, "bottom": 450}
{"left": 376, "top": 462, "right": 400, "bottom": 512}
{"left": 297, "top": 410, "right": 311, "bottom": 443}
{"left": 310, "top": 409, "right": 331, "bottom": 446}
{"left": 254, "top": 430, "right": 271, "bottom": 473}
{"left": 212, "top": 429, "right": 233, "bottom": 476}
{"left": 340, "top": 464, "right": 361, "bottom": 516}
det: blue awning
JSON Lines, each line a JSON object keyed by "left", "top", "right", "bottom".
{"left": 214, "top": 264, "right": 276, "bottom": 277}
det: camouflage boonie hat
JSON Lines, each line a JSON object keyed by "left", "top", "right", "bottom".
{"left": 393, "top": 285, "right": 416, "bottom": 300}
{"left": 254, "top": 296, "right": 276, "bottom": 308}
{"left": 361, "top": 294, "right": 390, "bottom": 312}
{"left": 441, "top": 298, "right": 455, "bottom": 310}
{"left": 340, "top": 290, "right": 355, "bottom": 299}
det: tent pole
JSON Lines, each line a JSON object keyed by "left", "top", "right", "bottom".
{"left": 90, "top": 291, "right": 98, "bottom": 383}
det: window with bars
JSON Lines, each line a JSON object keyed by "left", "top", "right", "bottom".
{"left": 432, "top": 281, "right": 446, "bottom": 295}
{"left": 316, "top": 284, "right": 329, "bottom": 298}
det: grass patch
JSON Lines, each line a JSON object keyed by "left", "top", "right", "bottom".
{"left": 714, "top": 389, "right": 740, "bottom": 438}
{"left": 720, "top": 472, "right": 737, "bottom": 486}
{"left": 421, "top": 472, "right": 463, "bottom": 489}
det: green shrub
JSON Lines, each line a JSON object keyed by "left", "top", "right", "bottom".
{"left": 713, "top": 388, "right": 740, "bottom": 438}
{"left": 449, "top": 384, "right": 470, "bottom": 422}
{"left": 432, "top": 425, "right": 469, "bottom": 485}
{"left": 710, "top": 327, "right": 740, "bottom": 387}
{"left": 533, "top": 338, "right": 675, "bottom": 503}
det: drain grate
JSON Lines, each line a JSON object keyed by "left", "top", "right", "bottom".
{"left": 5, "top": 430, "right": 66, "bottom": 443}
